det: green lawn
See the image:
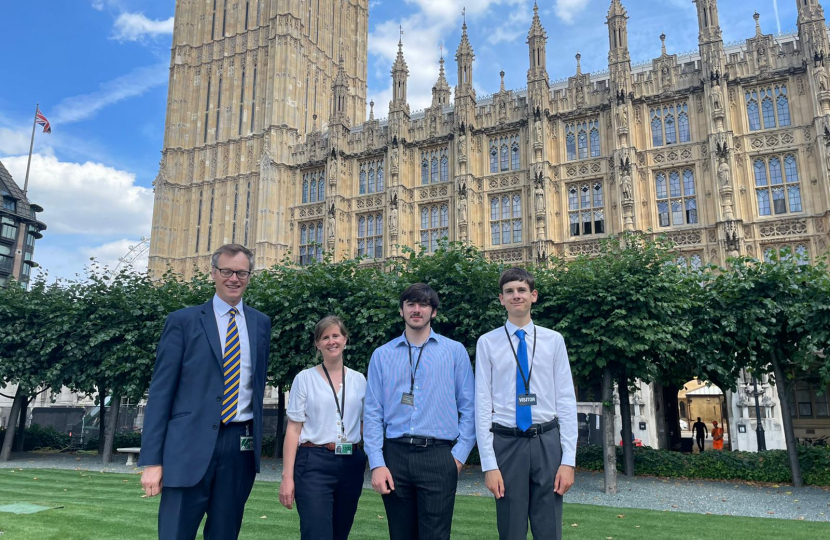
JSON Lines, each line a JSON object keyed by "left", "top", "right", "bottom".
{"left": 0, "top": 469, "right": 826, "bottom": 539}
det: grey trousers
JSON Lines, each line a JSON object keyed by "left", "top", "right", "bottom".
{"left": 492, "top": 425, "right": 563, "bottom": 540}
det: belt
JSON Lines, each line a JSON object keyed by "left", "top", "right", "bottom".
{"left": 299, "top": 442, "right": 361, "bottom": 451}
{"left": 490, "top": 418, "right": 559, "bottom": 438}
{"left": 222, "top": 419, "right": 253, "bottom": 429}
{"left": 386, "top": 437, "right": 453, "bottom": 448}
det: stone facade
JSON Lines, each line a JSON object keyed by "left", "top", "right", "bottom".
{"left": 150, "top": 0, "right": 830, "bottom": 277}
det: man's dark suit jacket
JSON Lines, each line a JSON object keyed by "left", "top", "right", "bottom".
{"left": 138, "top": 299, "right": 271, "bottom": 487}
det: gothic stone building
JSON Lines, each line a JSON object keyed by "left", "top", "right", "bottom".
{"left": 148, "top": 0, "right": 830, "bottom": 448}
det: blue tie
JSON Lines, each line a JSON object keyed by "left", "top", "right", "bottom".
{"left": 515, "top": 329, "right": 532, "bottom": 432}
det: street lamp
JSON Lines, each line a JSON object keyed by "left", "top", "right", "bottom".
{"left": 743, "top": 370, "right": 767, "bottom": 452}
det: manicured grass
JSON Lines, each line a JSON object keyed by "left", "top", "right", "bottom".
{"left": 0, "top": 469, "right": 826, "bottom": 539}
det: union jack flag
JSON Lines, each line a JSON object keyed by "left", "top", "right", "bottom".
{"left": 35, "top": 108, "right": 51, "bottom": 134}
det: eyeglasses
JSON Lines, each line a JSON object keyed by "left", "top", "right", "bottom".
{"left": 213, "top": 267, "right": 252, "bottom": 279}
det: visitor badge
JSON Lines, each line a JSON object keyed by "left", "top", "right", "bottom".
{"left": 240, "top": 436, "right": 254, "bottom": 451}
{"left": 401, "top": 392, "right": 415, "bottom": 406}
{"left": 335, "top": 443, "right": 353, "bottom": 455}
{"left": 517, "top": 393, "right": 537, "bottom": 407}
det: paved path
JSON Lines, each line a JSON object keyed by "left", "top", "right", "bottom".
{"left": 2, "top": 452, "right": 828, "bottom": 522}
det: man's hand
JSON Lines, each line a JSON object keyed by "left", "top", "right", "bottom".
{"left": 554, "top": 464, "right": 574, "bottom": 496}
{"left": 371, "top": 466, "right": 395, "bottom": 495}
{"left": 279, "top": 477, "right": 295, "bottom": 509}
{"left": 454, "top": 458, "right": 463, "bottom": 475}
{"left": 485, "top": 469, "right": 505, "bottom": 499}
{"left": 141, "top": 465, "right": 163, "bottom": 497}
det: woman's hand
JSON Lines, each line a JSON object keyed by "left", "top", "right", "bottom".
{"left": 279, "top": 478, "right": 296, "bottom": 509}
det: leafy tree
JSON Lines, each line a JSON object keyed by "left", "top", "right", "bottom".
{"left": 544, "top": 233, "right": 692, "bottom": 490}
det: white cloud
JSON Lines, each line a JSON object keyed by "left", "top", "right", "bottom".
{"left": 486, "top": 1, "right": 531, "bottom": 45}
{"left": 52, "top": 62, "right": 168, "bottom": 124}
{"left": 82, "top": 238, "right": 150, "bottom": 273}
{"left": 554, "top": 0, "right": 589, "bottom": 24}
{"left": 111, "top": 12, "right": 174, "bottom": 42}
{"left": 1, "top": 154, "right": 153, "bottom": 238}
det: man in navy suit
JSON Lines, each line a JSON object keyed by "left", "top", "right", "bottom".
{"left": 139, "top": 244, "right": 271, "bottom": 540}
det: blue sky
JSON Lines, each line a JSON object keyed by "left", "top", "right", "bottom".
{"left": 0, "top": 0, "right": 800, "bottom": 279}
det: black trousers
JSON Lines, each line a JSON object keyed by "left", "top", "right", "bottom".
{"left": 696, "top": 435, "right": 705, "bottom": 451}
{"left": 158, "top": 422, "right": 256, "bottom": 540}
{"left": 294, "top": 445, "right": 367, "bottom": 540}
{"left": 493, "top": 425, "right": 563, "bottom": 540}
{"left": 381, "top": 441, "right": 459, "bottom": 540}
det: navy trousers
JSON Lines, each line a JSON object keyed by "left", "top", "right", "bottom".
{"left": 294, "top": 445, "right": 367, "bottom": 540}
{"left": 157, "top": 421, "right": 256, "bottom": 540}
{"left": 381, "top": 441, "right": 459, "bottom": 540}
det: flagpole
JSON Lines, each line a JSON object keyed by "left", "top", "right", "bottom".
{"left": 23, "top": 102, "right": 38, "bottom": 195}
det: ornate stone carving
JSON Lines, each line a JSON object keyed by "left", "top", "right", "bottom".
{"left": 758, "top": 218, "right": 808, "bottom": 238}
{"left": 667, "top": 230, "right": 702, "bottom": 246}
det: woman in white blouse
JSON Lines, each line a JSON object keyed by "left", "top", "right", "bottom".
{"left": 279, "top": 315, "right": 367, "bottom": 539}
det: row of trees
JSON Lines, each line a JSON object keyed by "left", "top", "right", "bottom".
{"left": 1, "top": 234, "right": 829, "bottom": 491}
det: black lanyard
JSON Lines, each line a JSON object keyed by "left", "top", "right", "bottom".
{"left": 504, "top": 325, "right": 537, "bottom": 394}
{"left": 321, "top": 363, "right": 346, "bottom": 438}
{"left": 405, "top": 338, "right": 428, "bottom": 395}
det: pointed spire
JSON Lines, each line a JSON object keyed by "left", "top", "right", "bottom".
{"left": 334, "top": 54, "right": 348, "bottom": 87}
{"left": 499, "top": 71, "right": 506, "bottom": 92}
{"left": 392, "top": 34, "right": 408, "bottom": 74}
{"left": 432, "top": 52, "right": 451, "bottom": 106}
{"left": 528, "top": 1, "right": 545, "bottom": 40}
{"left": 575, "top": 52, "right": 582, "bottom": 75}
{"left": 455, "top": 14, "right": 475, "bottom": 97}
{"left": 607, "top": 0, "right": 626, "bottom": 18}
{"left": 456, "top": 18, "right": 474, "bottom": 58}
{"left": 660, "top": 33, "right": 667, "bottom": 55}
{"left": 753, "top": 11, "right": 762, "bottom": 36}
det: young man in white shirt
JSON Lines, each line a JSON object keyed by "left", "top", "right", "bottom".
{"left": 475, "top": 267, "right": 577, "bottom": 540}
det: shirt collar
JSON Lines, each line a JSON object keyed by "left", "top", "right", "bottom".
{"left": 213, "top": 294, "right": 244, "bottom": 318}
{"left": 505, "top": 319, "right": 534, "bottom": 338}
{"left": 395, "top": 328, "right": 439, "bottom": 347}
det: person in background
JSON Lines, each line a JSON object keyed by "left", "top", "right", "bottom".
{"left": 279, "top": 316, "right": 367, "bottom": 540}
{"left": 711, "top": 421, "right": 724, "bottom": 451}
{"left": 692, "top": 417, "right": 708, "bottom": 452}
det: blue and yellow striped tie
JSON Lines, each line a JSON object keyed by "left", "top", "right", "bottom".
{"left": 221, "top": 307, "right": 241, "bottom": 424}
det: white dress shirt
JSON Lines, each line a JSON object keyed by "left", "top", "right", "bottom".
{"left": 287, "top": 366, "right": 366, "bottom": 445}
{"left": 475, "top": 320, "right": 578, "bottom": 471}
{"left": 213, "top": 294, "right": 253, "bottom": 422}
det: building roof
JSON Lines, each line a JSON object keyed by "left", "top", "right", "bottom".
{"left": 0, "top": 160, "right": 47, "bottom": 231}
{"left": 685, "top": 385, "right": 724, "bottom": 397}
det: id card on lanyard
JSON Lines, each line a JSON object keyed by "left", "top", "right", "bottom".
{"left": 322, "top": 364, "right": 353, "bottom": 455}
{"left": 401, "top": 339, "right": 427, "bottom": 406}
{"left": 504, "top": 325, "right": 537, "bottom": 406}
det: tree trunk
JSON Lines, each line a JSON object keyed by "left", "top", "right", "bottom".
{"left": 618, "top": 375, "right": 635, "bottom": 476}
{"left": 102, "top": 395, "right": 120, "bottom": 464}
{"left": 276, "top": 387, "right": 286, "bottom": 459}
{"left": 0, "top": 387, "right": 25, "bottom": 461}
{"left": 601, "top": 367, "right": 617, "bottom": 494}
{"left": 721, "top": 389, "right": 734, "bottom": 452}
{"left": 12, "top": 395, "right": 29, "bottom": 452}
{"left": 770, "top": 349, "right": 802, "bottom": 487}
{"left": 97, "top": 383, "right": 107, "bottom": 455}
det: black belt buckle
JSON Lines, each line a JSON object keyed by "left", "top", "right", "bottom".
{"left": 410, "top": 437, "right": 429, "bottom": 447}
{"left": 525, "top": 426, "right": 539, "bottom": 437}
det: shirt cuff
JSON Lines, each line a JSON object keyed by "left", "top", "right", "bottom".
{"left": 367, "top": 449, "right": 386, "bottom": 470}
{"left": 451, "top": 443, "right": 472, "bottom": 465}
{"left": 561, "top": 450, "right": 576, "bottom": 468}
{"left": 480, "top": 454, "right": 499, "bottom": 472}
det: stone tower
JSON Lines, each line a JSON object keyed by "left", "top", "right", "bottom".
{"left": 149, "top": 0, "right": 369, "bottom": 277}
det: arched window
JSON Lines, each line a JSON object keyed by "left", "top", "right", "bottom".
{"left": 565, "top": 131, "right": 576, "bottom": 161}
{"left": 302, "top": 178, "right": 309, "bottom": 203}
{"left": 360, "top": 168, "right": 367, "bottom": 194}
{"left": 511, "top": 143, "right": 520, "bottom": 170}
{"left": 762, "top": 95, "right": 775, "bottom": 129}
{"left": 746, "top": 91, "right": 761, "bottom": 131}
{"left": 431, "top": 158, "right": 438, "bottom": 183}
{"left": 679, "top": 402, "right": 687, "bottom": 418}
{"left": 368, "top": 167, "right": 375, "bottom": 193}
{"left": 577, "top": 126, "right": 588, "bottom": 159}
{"left": 309, "top": 178, "right": 317, "bottom": 202}
{"left": 318, "top": 172, "right": 325, "bottom": 201}
{"left": 500, "top": 144, "right": 509, "bottom": 171}
{"left": 776, "top": 86, "right": 791, "bottom": 126}
{"left": 651, "top": 108, "right": 663, "bottom": 147}
{"left": 377, "top": 166, "right": 385, "bottom": 192}
{"left": 664, "top": 108, "right": 676, "bottom": 145}
{"left": 678, "top": 110, "right": 690, "bottom": 142}
{"left": 422, "top": 159, "right": 429, "bottom": 184}
{"left": 490, "top": 143, "right": 498, "bottom": 173}
{"left": 440, "top": 155, "right": 448, "bottom": 182}
{"left": 590, "top": 127, "right": 600, "bottom": 157}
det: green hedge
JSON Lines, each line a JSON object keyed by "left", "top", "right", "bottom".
{"left": 575, "top": 444, "right": 830, "bottom": 486}
{"left": 84, "top": 431, "right": 143, "bottom": 452}
{"left": 0, "top": 424, "right": 71, "bottom": 451}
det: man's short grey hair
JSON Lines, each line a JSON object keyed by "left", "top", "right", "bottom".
{"left": 211, "top": 244, "right": 255, "bottom": 271}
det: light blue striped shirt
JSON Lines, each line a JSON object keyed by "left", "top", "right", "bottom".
{"left": 363, "top": 330, "right": 476, "bottom": 470}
